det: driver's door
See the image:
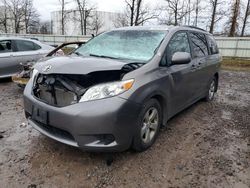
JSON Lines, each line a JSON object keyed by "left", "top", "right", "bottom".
{"left": 161, "top": 31, "right": 200, "bottom": 116}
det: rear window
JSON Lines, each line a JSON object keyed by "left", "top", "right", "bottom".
{"left": 207, "top": 35, "right": 219, "bottom": 54}
{"left": 15, "top": 40, "right": 41, "bottom": 52}
{"left": 189, "top": 32, "right": 208, "bottom": 58}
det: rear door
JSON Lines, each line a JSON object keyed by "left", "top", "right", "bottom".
{"left": 12, "top": 39, "right": 42, "bottom": 64}
{"left": 161, "top": 31, "right": 199, "bottom": 115}
{"left": 0, "top": 40, "right": 18, "bottom": 77}
{"left": 206, "top": 35, "right": 220, "bottom": 83}
{"left": 188, "top": 32, "right": 210, "bottom": 96}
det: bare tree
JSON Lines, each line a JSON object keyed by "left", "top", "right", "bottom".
{"left": 0, "top": 0, "right": 9, "bottom": 33}
{"left": 194, "top": 0, "right": 199, "bottom": 26}
{"left": 91, "top": 11, "right": 103, "bottom": 35}
{"left": 209, "top": 0, "right": 227, "bottom": 34}
{"left": 228, "top": 0, "right": 241, "bottom": 36}
{"left": 39, "top": 21, "right": 51, "bottom": 34}
{"left": 188, "top": 0, "right": 191, "bottom": 25}
{"left": 164, "top": 0, "right": 191, "bottom": 26}
{"left": 58, "top": 0, "right": 70, "bottom": 35}
{"left": 136, "top": 3, "right": 159, "bottom": 25}
{"left": 74, "top": 0, "right": 96, "bottom": 35}
{"left": 126, "top": 0, "right": 135, "bottom": 26}
{"left": 4, "top": 0, "right": 27, "bottom": 33}
{"left": 241, "top": 0, "right": 250, "bottom": 36}
{"left": 209, "top": 0, "right": 218, "bottom": 33}
{"left": 113, "top": 13, "right": 129, "bottom": 27}
{"left": 23, "top": 0, "right": 39, "bottom": 33}
{"left": 115, "top": 0, "right": 158, "bottom": 27}
{"left": 0, "top": 0, "right": 40, "bottom": 34}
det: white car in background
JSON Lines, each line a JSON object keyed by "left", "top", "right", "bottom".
{"left": 0, "top": 37, "right": 54, "bottom": 78}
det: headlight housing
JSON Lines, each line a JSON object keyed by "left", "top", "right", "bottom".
{"left": 79, "top": 79, "right": 134, "bottom": 102}
{"left": 30, "top": 69, "right": 39, "bottom": 82}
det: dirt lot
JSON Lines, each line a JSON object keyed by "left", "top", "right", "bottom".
{"left": 0, "top": 70, "right": 249, "bottom": 188}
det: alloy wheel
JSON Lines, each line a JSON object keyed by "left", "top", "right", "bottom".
{"left": 141, "top": 107, "right": 159, "bottom": 144}
{"left": 209, "top": 80, "right": 216, "bottom": 100}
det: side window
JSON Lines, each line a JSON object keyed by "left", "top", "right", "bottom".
{"left": 33, "top": 42, "right": 42, "bottom": 50}
{"left": 162, "top": 32, "right": 191, "bottom": 66}
{"left": 189, "top": 32, "right": 208, "bottom": 58}
{"left": 15, "top": 40, "right": 41, "bottom": 52}
{"left": 0, "top": 40, "right": 13, "bottom": 53}
{"left": 207, "top": 35, "right": 219, "bottom": 54}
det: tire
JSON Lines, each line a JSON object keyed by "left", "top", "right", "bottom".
{"left": 132, "top": 98, "right": 162, "bottom": 152}
{"left": 205, "top": 77, "right": 217, "bottom": 101}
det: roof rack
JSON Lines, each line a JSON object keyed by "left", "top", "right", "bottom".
{"left": 182, "top": 25, "right": 207, "bottom": 32}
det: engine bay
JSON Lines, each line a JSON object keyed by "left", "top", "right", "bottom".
{"left": 33, "top": 63, "right": 144, "bottom": 107}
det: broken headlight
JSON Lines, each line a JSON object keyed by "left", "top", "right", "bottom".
{"left": 31, "top": 69, "right": 39, "bottom": 81}
{"left": 79, "top": 79, "right": 134, "bottom": 102}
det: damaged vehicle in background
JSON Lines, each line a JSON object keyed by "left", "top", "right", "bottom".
{"left": 12, "top": 42, "right": 85, "bottom": 87}
{"left": 23, "top": 26, "right": 221, "bottom": 152}
{"left": 0, "top": 37, "right": 54, "bottom": 79}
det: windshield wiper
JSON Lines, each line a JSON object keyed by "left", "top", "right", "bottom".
{"left": 89, "top": 53, "right": 121, "bottom": 60}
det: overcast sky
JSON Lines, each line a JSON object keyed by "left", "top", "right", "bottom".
{"left": 33, "top": 0, "right": 159, "bottom": 21}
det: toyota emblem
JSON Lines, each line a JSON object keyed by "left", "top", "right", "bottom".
{"left": 43, "top": 65, "right": 52, "bottom": 72}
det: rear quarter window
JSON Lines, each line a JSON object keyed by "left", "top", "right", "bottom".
{"left": 207, "top": 35, "right": 219, "bottom": 54}
{"left": 189, "top": 32, "right": 209, "bottom": 58}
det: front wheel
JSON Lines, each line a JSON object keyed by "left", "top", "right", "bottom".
{"left": 132, "top": 99, "right": 162, "bottom": 152}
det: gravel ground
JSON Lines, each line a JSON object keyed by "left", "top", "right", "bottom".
{"left": 0, "top": 70, "right": 249, "bottom": 188}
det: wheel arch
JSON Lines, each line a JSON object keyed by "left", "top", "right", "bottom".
{"left": 142, "top": 93, "right": 168, "bottom": 126}
{"left": 214, "top": 72, "right": 219, "bottom": 92}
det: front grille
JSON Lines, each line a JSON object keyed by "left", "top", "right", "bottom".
{"left": 34, "top": 120, "right": 75, "bottom": 142}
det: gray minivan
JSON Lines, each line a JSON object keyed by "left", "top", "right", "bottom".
{"left": 23, "top": 26, "right": 221, "bottom": 152}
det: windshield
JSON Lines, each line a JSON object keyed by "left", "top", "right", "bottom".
{"left": 74, "top": 30, "right": 167, "bottom": 62}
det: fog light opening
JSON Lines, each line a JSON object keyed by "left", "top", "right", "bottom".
{"left": 97, "top": 134, "right": 115, "bottom": 145}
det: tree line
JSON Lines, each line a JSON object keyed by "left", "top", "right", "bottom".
{"left": 116, "top": 0, "right": 250, "bottom": 37}
{"left": 0, "top": 0, "right": 103, "bottom": 35}
{"left": 0, "top": 0, "right": 40, "bottom": 34}
{"left": 0, "top": 0, "right": 249, "bottom": 36}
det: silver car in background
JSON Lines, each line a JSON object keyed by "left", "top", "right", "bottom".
{"left": 0, "top": 37, "right": 54, "bottom": 78}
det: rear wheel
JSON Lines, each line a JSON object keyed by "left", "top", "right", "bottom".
{"left": 205, "top": 77, "right": 217, "bottom": 101}
{"left": 132, "top": 99, "right": 162, "bottom": 152}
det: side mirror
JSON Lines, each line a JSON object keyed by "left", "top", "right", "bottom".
{"left": 171, "top": 52, "right": 191, "bottom": 65}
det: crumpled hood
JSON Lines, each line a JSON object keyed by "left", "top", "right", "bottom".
{"left": 34, "top": 56, "right": 127, "bottom": 75}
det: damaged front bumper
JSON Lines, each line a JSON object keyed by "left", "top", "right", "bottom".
{"left": 12, "top": 63, "right": 33, "bottom": 87}
{"left": 24, "top": 81, "right": 142, "bottom": 152}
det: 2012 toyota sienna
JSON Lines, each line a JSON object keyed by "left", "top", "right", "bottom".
{"left": 23, "top": 26, "right": 221, "bottom": 152}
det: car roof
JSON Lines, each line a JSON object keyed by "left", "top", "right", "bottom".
{"left": 0, "top": 37, "right": 40, "bottom": 42}
{"left": 114, "top": 25, "right": 172, "bottom": 31}
{"left": 113, "top": 25, "right": 212, "bottom": 35}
